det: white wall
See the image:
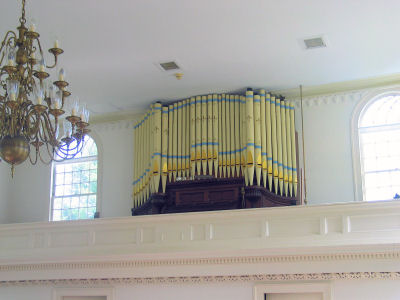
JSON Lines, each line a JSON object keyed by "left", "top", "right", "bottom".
{"left": 294, "top": 91, "right": 362, "bottom": 205}
{"left": 1, "top": 280, "right": 400, "bottom": 300}
{"left": 0, "top": 163, "right": 11, "bottom": 224}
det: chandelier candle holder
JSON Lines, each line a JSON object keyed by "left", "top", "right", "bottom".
{"left": 0, "top": 0, "right": 90, "bottom": 176}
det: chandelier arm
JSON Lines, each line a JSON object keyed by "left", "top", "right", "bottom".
{"left": 0, "top": 31, "right": 17, "bottom": 58}
{"left": 41, "top": 112, "right": 56, "bottom": 144}
{"left": 46, "top": 53, "right": 58, "bottom": 69}
{"left": 39, "top": 117, "right": 50, "bottom": 144}
{"left": 34, "top": 37, "right": 45, "bottom": 64}
{"left": 34, "top": 37, "right": 59, "bottom": 69}
{"left": 25, "top": 109, "right": 39, "bottom": 138}
{"left": 28, "top": 145, "right": 39, "bottom": 165}
{"left": 38, "top": 143, "right": 54, "bottom": 165}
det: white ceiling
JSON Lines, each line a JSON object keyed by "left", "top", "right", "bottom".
{"left": 1, "top": 0, "right": 400, "bottom": 115}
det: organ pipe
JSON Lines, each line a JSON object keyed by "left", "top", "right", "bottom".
{"left": 133, "top": 89, "right": 298, "bottom": 207}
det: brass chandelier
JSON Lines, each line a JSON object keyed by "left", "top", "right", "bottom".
{"left": 0, "top": 0, "right": 90, "bottom": 176}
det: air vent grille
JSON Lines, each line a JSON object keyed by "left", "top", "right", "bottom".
{"left": 160, "top": 61, "right": 180, "bottom": 71}
{"left": 304, "top": 37, "right": 326, "bottom": 49}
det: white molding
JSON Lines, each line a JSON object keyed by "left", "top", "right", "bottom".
{"left": 1, "top": 272, "right": 399, "bottom": 286}
{"left": 254, "top": 282, "right": 331, "bottom": 300}
{"left": 1, "top": 201, "right": 400, "bottom": 265}
{"left": 350, "top": 87, "right": 400, "bottom": 202}
{"left": 0, "top": 251, "right": 399, "bottom": 272}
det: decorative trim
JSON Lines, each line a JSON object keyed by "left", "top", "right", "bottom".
{"left": 1, "top": 272, "right": 399, "bottom": 286}
{"left": 289, "top": 90, "right": 366, "bottom": 107}
{"left": 1, "top": 252, "right": 399, "bottom": 272}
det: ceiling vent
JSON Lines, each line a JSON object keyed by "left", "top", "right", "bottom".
{"left": 303, "top": 37, "right": 326, "bottom": 49}
{"left": 159, "top": 61, "right": 180, "bottom": 71}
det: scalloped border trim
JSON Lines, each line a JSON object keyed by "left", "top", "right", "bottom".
{"left": 1, "top": 272, "right": 400, "bottom": 286}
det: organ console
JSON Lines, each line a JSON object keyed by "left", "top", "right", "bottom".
{"left": 132, "top": 88, "right": 299, "bottom": 215}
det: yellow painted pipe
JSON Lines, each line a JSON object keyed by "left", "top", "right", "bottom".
{"left": 195, "top": 96, "right": 202, "bottom": 176}
{"left": 221, "top": 94, "right": 227, "bottom": 178}
{"left": 285, "top": 101, "right": 293, "bottom": 197}
{"left": 168, "top": 104, "right": 174, "bottom": 182}
{"left": 229, "top": 94, "right": 235, "bottom": 177}
{"left": 218, "top": 94, "right": 223, "bottom": 177}
{"left": 290, "top": 102, "right": 297, "bottom": 197}
{"left": 152, "top": 102, "right": 162, "bottom": 194}
{"left": 161, "top": 106, "right": 169, "bottom": 193}
{"left": 245, "top": 89, "right": 255, "bottom": 185}
{"left": 260, "top": 90, "right": 267, "bottom": 188}
{"left": 234, "top": 95, "right": 240, "bottom": 177}
{"left": 281, "top": 100, "right": 288, "bottom": 196}
{"left": 172, "top": 102, "right": 178, "bottom": 180}
{"left": 207, "top": 94, "right": 213, "bottom": 175}
{"left": 266, "top": 93, "right": 273, "bottom": 191}
{"left": 276, "top": 98, "right": 283, "bottom": 195}
{"left": 212, "top": 94, "right": 219, "bottom": 176}
{"left": 241, "top": 95, "right": 248, "bottom": 185}
{"left": 254, "top": 94, "right": 262, "bottom": 186}
{"left": 190, "top": 97, "right": 196, "bottom": 177}
{"left": 271, "top": 95, "right": 278, "bottom": 194}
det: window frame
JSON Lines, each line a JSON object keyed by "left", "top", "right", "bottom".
{"left": 351, "top": 87, "right": 400, "bottom": 202}
{"left": 49, "top": 134, "right": 101, "bottom": 221}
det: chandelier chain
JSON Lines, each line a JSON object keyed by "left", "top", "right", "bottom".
{"left": 19, "top": 0, "right": 26, "bottom": 25}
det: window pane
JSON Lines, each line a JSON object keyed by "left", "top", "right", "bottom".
{"left": 79, "top": 208, "right": 88, "bottom": 219}
{"left": 56, "top": 165, "right": 65, "bottom": 174}
{"left": 89, "top": 182, "right": 97, "bottom": 193}
{"left": 72, "top": 183, "right": 80, "bottom": 195}
{"left": 90, "top": 169, "right": 97, "bottom": 181}
{"left": 88, "top": 207, "right": 96, "bottom": 218}
{"left": 88, "top": 195, "right": 96, "bottom": 207}
{"left": 81, "top": 182, "right": 89, "bottom": 194}
{"left": 55, "top": 185, "right": 64, "bottom": 196}
{"left": 53, "top": 210, "right": 62, "bottom": 221}
{"left": 65, "top": 172, "right": 72, "bottom": 184}
{"left": 55, "top": 173, "right": 64, "bottom": 185}
{"left": 71, "top": 197, "right": 79, "bottom": 208}
{"left": 53, "top": 198, "right": 62, "bottom": 209}
{"left": 79, "top": 196, "right": 88, "bottom": 207}
{"left": 82, "top": 170, "right": 90, "bottom": 182}
{"left": 62, "top": 198, "right": 71, "bottom": 209}
{"left": 70, "top": 208, "right": 79, "bottom": 220}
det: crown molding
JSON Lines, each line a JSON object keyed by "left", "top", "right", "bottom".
{"left": 90, "top": 110, "right": 144, "bottom": 125}
{"left": 273, "top": 73, "right": 400, "bottom": 99}
{"left": 1, "top": 272, "right": 399, "bottom": 286}
{"left": 1, "top": 251, "right": 399, "bottom": 272}
{"left": 90, "top": 119, "right": 137, "bottom": 131}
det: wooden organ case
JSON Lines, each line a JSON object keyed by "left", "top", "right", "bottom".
{"left": 132, "top": 89, "right": 299, "bottom": 216}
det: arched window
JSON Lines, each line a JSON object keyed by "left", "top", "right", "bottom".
{"left": 358, "top": 94, "right": 400, "bottom": 201}
{"left": 50, "top": 135, "right": 98, "bottom": 221}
